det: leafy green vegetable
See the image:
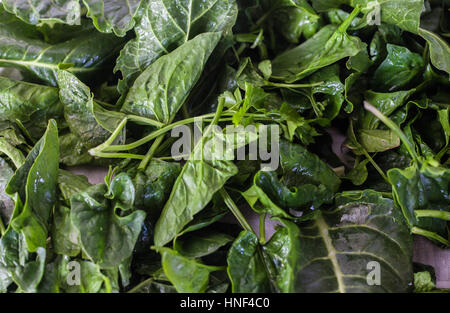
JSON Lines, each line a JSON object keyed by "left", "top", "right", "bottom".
{"left": 272, "top": 7, "right": 365, "bottom": 82}
{"left": 115, "top": 0, "right": 237, "bottom": 94}
{"left": 71, "top": 181, "right": 146, "bottom": 268}
{"left": 2, "top": 0, "right": 81, "bottom": 25}
{"left": 372, "top": 44, "right": 425, "bottom": 91}
{"left": 82, "top": 0, "right": 141, "bottom": 36}
{"left": 0, "top": 0, "right": 448, "bottom": 295}
{"left": 6, "top": 120, "right": 59, "bottom": 252}
{"left": 121, "top": 32, "right": 221, "bottom": 123}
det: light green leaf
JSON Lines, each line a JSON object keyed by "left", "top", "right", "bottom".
{"left": 115, "top": 0, "right": 237, "bottom": 94}
{"left": 121, "top": 32, "right": 221, "bottom": 124}
{"left": 82, "top": 0, "right": 142, "bottom": 37}
{"left": 419, "top": 28, "right": 450, "bottom": 77}
{"left": 2, "top": 0, "right": 81, "bottom": 25}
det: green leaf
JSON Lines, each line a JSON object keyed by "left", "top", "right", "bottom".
{"left": 106, "top": 173, "right": 135, "bottom": 211}
{"left": 6, "top": 120, "right": 59, "bottom": 252}
{"left": 156, "top": 247, "right": 220, "bottom": 293}
{"left": 0, "top": 26, "right": 125, "bottom": 86}
{"left": 0, "top": 157, "right": 15, "bottom": 224}
{"left": 388, "top": 162, "right": 450, "bottom": 241}
{"left": 58, "top": 133, "right": 95, "bottom": 166}
{"left": 313, "top": 0, "right": 424, "bottom": 34}
{"left": 372, "top": 44, "right": 425, "bottom": 92}
{"left": 57, "top": 70, "right": 126, "bottom": 149}
{"left": 153, "top": 133, "right": 238, "bottom": 246}
{"left": 261, "top": 219, "right": 301, "bottom": 292}
{"left": 243, "top": 171, "right": 333, "bottom": 217}
{"left": 174, "top": 229, "right": 233, "bottom": 258}
{"left": 131, "top": 159, "right": 181, "bottom": 219}
{"left": 115, "top": 0, "right": 237, "bottom": 94}
{"left": 56, "top": 256, "right": 110, "bottom": 293}
{"left": 0, "top": 76, "right": 64, "bottom": 139}
{"left": 82, "top": 0, "right": 142, "bottom": 37}
{"left": 272, "top": 8, "right": 365, "bottom": 82}
{"left": 346, "top": 158, "right": 369, "bottom": 186}
{"left": 419, "top": 28, "right": 450, "bottom": 78}
{"left": 58, "top": 170, "right": 92, "bottom": 203}
{"left": 279, "top": 140, "right": 341, "bottom": 193}
{"left": 121, "top": 32, "right": 221, "bottom": 123}
{"left": 0, "top": 197, "right": 46, "bottom": 293}
{"left": 52, "top": 205, "right": 81, "bottom": 257}
{"left": 352, "top": 0, "right": 424, "bottom": 34}
{"left": 227, "top": 231, "right": 271, "bottom": 293}
{"left": 358, "top": 129, "right": 400, "bottom": 152}
{"left": 362, "top": 89, "right": 415, "bottom": 130}
{"left": 414, "top": 271, "right": 435, "bottom": 292}
{"left": 2, "top": 0, "right": 81, "bottom": 25}
{"left": 70, "top": 183, "right": 146, "bottom": 268}
{"left": 0, "top": 137, "right": 26, "bottom": 169}
{"left": 295, "top": 190, "right": 413, "bottom": 292}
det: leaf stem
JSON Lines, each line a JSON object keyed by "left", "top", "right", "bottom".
{"left": 89, "top": 117, "right": 128, "bottom": 156}
{"left": 0, "top": 216, "right": 6, "bottom": 237}
{"left": 89, "top": 151, "right": 145, "bottom": 160}
{"left": 411, "top": 226, "right": 450, "bottom": 246}
{"left": 415, "top": 210, "right": 450, "bottom": 221}
{"left": 102, "top": 114, "right": 277, "bottom": 153}
{"left": 259, "top": 213, "right": 266, "bottom": 244}
{"left": 127, "top": 115, "right": 165, "bottom": 128}
{"left": 138, "top": 135, "right": 165, "bottom": 170}
{"left": 361, "top": 149, "right": 389, "bottom": 183}
{"left": 220, "top": 188, "right": 254, "bottom": 233}
{"left": 265, "top": 81, "right": 324, "bottom": 88}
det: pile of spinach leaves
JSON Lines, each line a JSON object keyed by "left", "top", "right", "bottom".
{"left": 0, "top": 0, "right": 449, "bottom": 293}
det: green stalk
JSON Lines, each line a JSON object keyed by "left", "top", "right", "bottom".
{"left": 90, "top": 152, "right": 145, "bottom": 160}
{"left": 361, "top": 149, "right": 389, "bottom": 183}
{"left": 89, "top": 117, "right": 128, "bottom": 156}
{"left": 259, "top": 213, "right": 267, "bottom": 244}
{"left": 0, "top": 216, "right": 6, "bottom": 237}
{"left": 411, "top": 227, "right": 449, "bottom": 246}
{"left": 415, "top": 210, "right": 450, "bottom": 221}
{"left": 127, "top": 115, "right": 165, "bottom": 128}
{"left": 102, "top": 115, "right": 277, "bottom": 153}
{"left": 265, "top": 81, "right": 324, "bottom": 88}
{"left": 338, "top": 6, "right": 361, "bottom": 32}
{"left": 220, "top": 188, "right": 254, "bottom": 233}
{"left": 138, "top": 134, "right": 165, "bottom": 170}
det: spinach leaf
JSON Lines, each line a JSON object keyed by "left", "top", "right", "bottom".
{"left": 115, "top": 0, "right": 237, "bottom": 94}
{"left": 0, "top": 76, "right": 64, "bottom": 139}
{"left": 174, "top": 229, "right": 233, "bottom": 258}
{"left": 372, "top": 44, "right": 425, "bottom": 92}
{"left": 156, "top": 247, "right": 222, "bottom": 293}
{"left": 82, "top": 0, "right": 142, "bottom": 36}
{"left": 1, "top": 0, "right": 81, "bottom": 25}
{"left": 0, "top": 197, "right": 46, "bottom": 293}
{"left": 70, "top": 181, "right": 146, "bottom": 268}
{"left": 388, "top": 162, "right": 450, "bottom": 242}
{"left": 419, "top": 28, "right": 450, "bottom": 77}
{"left": 153, "top": 138, "right": 238, "bottom": 246}
{"left": 272, "top": 8, "right": 365, "bottom": 82}
{"left": 0, "top": 157, "right": 14, "bottom": 224}
{"left": 121, "top": 32, "right": 221, "bottom": 123}
{"left": 6, "top": 120, "right": 59, "bottom": 252}
{"left": 57, "top": 70, "right": 125, "bottom": 149}
{"left": 0, "top": 25, "right": 125, "bottom": 86}
{"left": 296, "top": 190, "right": 413, "bottom": 292}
